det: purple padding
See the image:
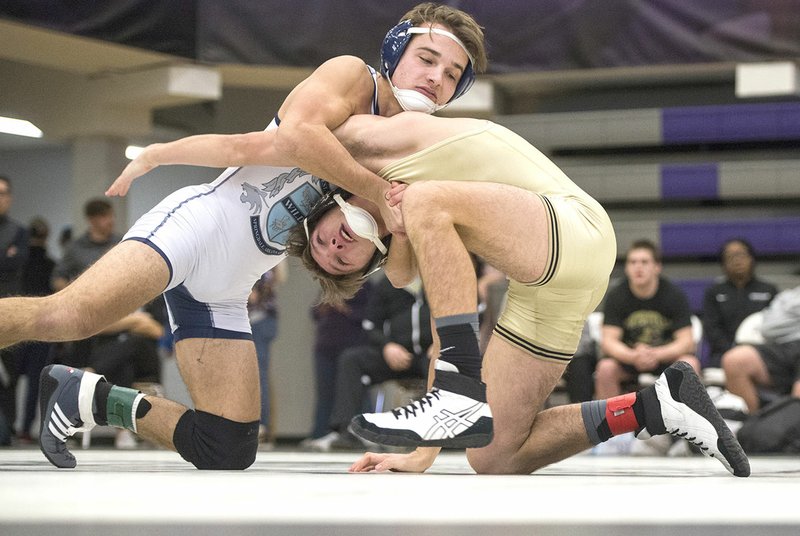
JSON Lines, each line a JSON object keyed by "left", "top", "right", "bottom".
{"left": 662, "top": 103, "right": 800, "bottom": 144}
{"left": 661, "top": 163, "right": 719, "bottom": 199}
{"left": 660, "top": 218, "right": 800, "bottom": 257}
{"left": 674, "top": 278, "right": 714, "bottom": 314}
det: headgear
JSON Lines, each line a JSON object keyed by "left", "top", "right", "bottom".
{"left": 302, "top": 190, "right": 390, "bottom": 278}
{"left": 380, "top": 20, "right": 475, "bottom": 107}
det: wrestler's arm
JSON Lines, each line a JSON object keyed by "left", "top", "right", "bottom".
{"left": 107, "top": 56, "right": 375, "bottom": 197}
{"left": 332, "top": 112, "right": 481, "bottom": 171}
{"left": 382, "top": 234, "right": 418, "bottom": 288}
{"left": 106, "top": 131, "right": 290, "bottom": 197}
{"left": 276, "top": 56, "right": 402, "bottom": 232}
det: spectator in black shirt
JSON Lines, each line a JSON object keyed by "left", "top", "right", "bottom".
{"left": 597, "top": 239, "right": 701, "bottom": 399}
{"left": 702, "top": 238, "right": 778, "bottom": 368}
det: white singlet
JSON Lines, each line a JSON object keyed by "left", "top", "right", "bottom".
{"left": 124, "top": 119, "right": 332, "bottom": 341}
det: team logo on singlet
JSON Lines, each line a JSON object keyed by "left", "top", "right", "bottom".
{"left": 240, "top": 168, "right": 331, "bottom": 254}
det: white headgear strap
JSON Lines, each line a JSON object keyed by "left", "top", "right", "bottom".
{"left": 389, "top": 27, "right": 474, "bottom": 114}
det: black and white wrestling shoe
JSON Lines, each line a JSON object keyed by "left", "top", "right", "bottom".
{"left": 638, "top": 361, "right": 750, "bottom": 477}
{"left": 350, "top": 362, "right": 493, "bottom": 448}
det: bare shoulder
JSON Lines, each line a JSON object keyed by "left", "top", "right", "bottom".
{"left": 280, "top": 55, "right": 375, "bottom": 121}
{"left": 314, "top": 55, "right": 371, "bottom": 85}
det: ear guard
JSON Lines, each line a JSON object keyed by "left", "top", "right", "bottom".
{"left": 302, "top": 190, "right": 391, "bottom": 278}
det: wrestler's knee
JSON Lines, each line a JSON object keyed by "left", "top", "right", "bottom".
{"left": 467, "top": 445, "right": 540, "bottom": 475}
{"left": 173, "top": 409, "right": 259, "bottom": 470}
{"left": 403, "top": 181, "right": 445, "bottom": 219}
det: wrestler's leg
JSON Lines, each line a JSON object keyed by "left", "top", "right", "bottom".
{"left": 467, "top": 336, "right": 589, "bottom": 474}
{"left": 401, "top": 181, "right": 550, "bottom": 316}
{"left": 350, "top": 181, "right": 550, "bottom": 448}
{"left": 468, "top": 332, "right": 750, "bottom": 477}
{"left": 136, "top": 337, "right": 260, "bottom": 454}
{"left": 0, "top": 240, "right": 168, "bottom": 348}
{"left": 40, "top": 334, "right": 260, "bottom": 469}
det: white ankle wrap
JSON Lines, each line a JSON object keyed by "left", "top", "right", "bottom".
{"left": 77, "top": 371, "right": 105, "bottom": 430}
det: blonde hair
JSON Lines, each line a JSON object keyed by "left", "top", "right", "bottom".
{"left": 401, "top": 3, "right": 488, "bottom": 73}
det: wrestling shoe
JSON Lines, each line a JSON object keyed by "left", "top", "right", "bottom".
{"left": 637, "top": 361, "right": 750, "bottom": 477}
{"left": 350, "top": 370, "right": 493, "bottom": 448}
{"left": 39, "top": 365, "right": 104, "bottom": 469}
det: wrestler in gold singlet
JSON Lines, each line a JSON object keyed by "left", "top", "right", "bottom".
{"left": 378, "top": 121, "right": 617, "bottom": 362}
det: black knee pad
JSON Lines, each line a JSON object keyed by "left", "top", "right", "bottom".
{"left": 173, "top": 409, "right": 259, "bottom": 470}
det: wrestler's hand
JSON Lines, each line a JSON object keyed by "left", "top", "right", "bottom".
{"left": 349, "top": 447, "right": 439, "bottom": 473}
{"left": 386, "top": 182, "right": 407, "bottom": 207}
{"left": 377, "top": 182, "right": 408, "bottom": 236}
{"left": 378, "top": 198, "right": 405, "bottom": 236}
{"left": 105, "top": 145, "right": 160, "bottom": 197}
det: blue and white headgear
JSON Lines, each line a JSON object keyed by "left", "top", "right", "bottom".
{"left": 380, "top": 19, "right": 476, "bottom": 112}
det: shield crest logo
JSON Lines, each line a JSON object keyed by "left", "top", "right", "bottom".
{"left": 265, "top": 183, "right": 322, "bottom": 245}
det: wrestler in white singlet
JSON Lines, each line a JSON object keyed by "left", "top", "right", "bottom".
{"left": 124, "top": 67, "right": 382, "bottom": 341}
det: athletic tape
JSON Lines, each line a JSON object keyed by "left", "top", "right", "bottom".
{"left": 605, "top": 391, "right": 639, "bottom": 436}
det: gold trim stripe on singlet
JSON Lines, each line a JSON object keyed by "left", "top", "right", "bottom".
{"left": 526, "top": 195, "right": 559, "bottom": 287}
{"left": 493, "top": 323, "right": 573, "bottom": 363}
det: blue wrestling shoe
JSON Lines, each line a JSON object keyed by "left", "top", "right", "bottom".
{"left": 639, "top": 361, "right": 750, "bottom": 477}
{"left": 39, "top": 365, "right": 104, "bottom": 469}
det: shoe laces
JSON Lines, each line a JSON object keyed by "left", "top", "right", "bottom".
{"left": 668, "top": 427, "right": 711, "bottom": 455}
{"left": 392, "top": 389, "right": 441, "bottom": 419}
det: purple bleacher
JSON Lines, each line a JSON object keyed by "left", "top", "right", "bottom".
{"left": 660, "top": 217, "right": 800, "bottom": 257}
{"left": 674, "top": 278, "right": 714, "bottom": 314}
{"left": 660, "top": 163, "right": 719, "bottom": 199}
{"left": 662, "top": 102, "right": 800, "bottom": 144}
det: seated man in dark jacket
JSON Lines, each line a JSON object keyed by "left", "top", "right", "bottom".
{"left": 703, "top": 238, "right": 777, "bottom": 368}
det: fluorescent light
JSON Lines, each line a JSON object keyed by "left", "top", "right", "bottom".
{"left": 0, "top": 116, "right": 43, "bottom": 138}
{"left": 125, "top": 145, "right": 144, "bottom": 160}
{"left": 736, "top": 62, "right": 800, "bottom": 97}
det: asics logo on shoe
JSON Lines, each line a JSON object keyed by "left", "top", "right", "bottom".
{"left": 48, "top": 402, "right": 78, "bottom": 442}
{"left": 424, "top": 403, "right": 486, "bottom": 440}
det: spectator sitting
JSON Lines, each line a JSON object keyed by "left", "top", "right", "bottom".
{"left": 703, "top": 238, "right": 777, "bottom": 368}
{"left": 302, "top": 275, "right": 432, "bottom": 451}
{"left": 722, "top": 285, "right": 800, "bottom": 413}
{"left": 596, "top": 239, "right": 701, "bottom": 400}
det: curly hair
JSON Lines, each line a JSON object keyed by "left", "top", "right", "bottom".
{"left": 401, "top": 3, "right": 488, "bottom": 73}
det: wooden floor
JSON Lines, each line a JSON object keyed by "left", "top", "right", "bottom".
{"left": 1, "top": 446, "right": 798, "bottom": 535}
